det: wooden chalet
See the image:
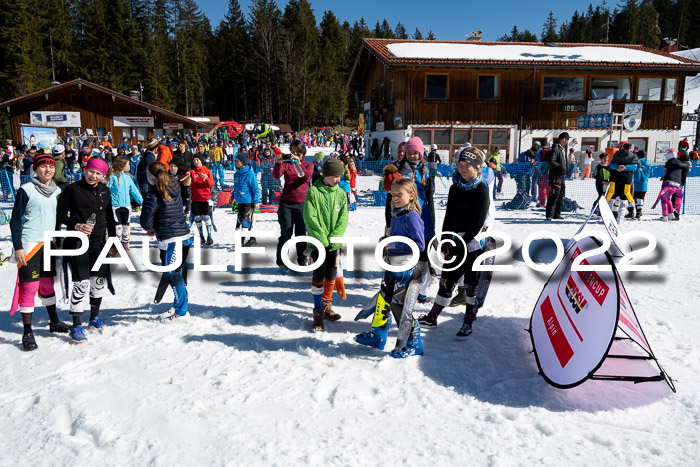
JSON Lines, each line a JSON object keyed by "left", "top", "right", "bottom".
{"left": 347, "top": 39, "right": 700, "bottom": 161}
{"left": 0, "top": 79, "right": 204, "bottom": 146}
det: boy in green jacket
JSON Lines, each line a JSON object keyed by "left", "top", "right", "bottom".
{"left": 303, "top": 159, "right": 348, "bottom": 332}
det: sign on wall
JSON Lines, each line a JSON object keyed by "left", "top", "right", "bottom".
{"left": 623, "top": 103, "right": 643, "bottom": 131}
{"left": 19, "top": 125, "right": 59, "bottom": 151}
{"left": 113, "top": 116, "right": 154, "bottom": 127}
{"left": 163, "top": 123, "right": 183, "bottom": 130}
{"left": 30, "top": 111, "right": 81, "bottom": 127}
{"left": 588, "top": 98, "right": 612, "bottom": 115}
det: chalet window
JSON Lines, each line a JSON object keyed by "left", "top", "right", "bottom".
{"left": 137, "top": 128, "right": 148, "bottom": 141}
{"left": 388, "top": 81, "right": 394, "bottom": 105}
{"left": 637, "top": 78, "right": 676, "bottom": 101}
{"left": 121, "top": 129, "right": 131, "bottom": 139}
{"left": 542, "top": 76, "right": 584, "bottom": 100}
{"left": 86, "top": 94, "right": 93, "bottom": 103}
{"left": 70, "top": 94, "right": 77, "bottom": 104}
{"left": 379, "top": 84, "right": 385, "bottom": 107}
{"left": 628, "top": 137, "right": 648, "bottom": 153}
{"left": 491, "top": 131, "right": 509, "bottom": 146}
{"left": 413, "top": 130, "right": 431, "bottom": 144}
{"left": 434, "top": 129, "right": 450, "bottom": 145}
{"left": 473, "top": 130, "right": 489, "bottom": 145}
{"left": 591, "top": 77, "right": 631, "bottom": 100}
{"left": 426, "top": 74, "right": 448, "bottom": 99}
{"left": 581, "top": 137, "right": 599, "bottom": 151}
{"left": 453, "top": 130, "right": 471, "bottom": 145}
{"left": 478, "top": 75, "right": 499, "bottom": 100}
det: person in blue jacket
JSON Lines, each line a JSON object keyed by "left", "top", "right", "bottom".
{"left": 106, "top": 156, "right": 143, "bottom": 249}
{"left": 140, "top": 161, "right": 193, "bottom": 323}
{"left": 234, "top": 152, "right": 260, "bottom": 246}
{"left": 625, "top": 149, "right": 652, "bottom": 219}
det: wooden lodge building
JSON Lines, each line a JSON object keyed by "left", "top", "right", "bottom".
{"left": 347, "top": 39, "right": 700, "bottom": 162}
{"left": 1, "top": 79, "right": 204, "bottom": 147}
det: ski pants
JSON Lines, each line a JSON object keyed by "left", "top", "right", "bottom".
{"left": 372, "top": 266, "right": 422, "bottom": 349}
{"left": 659, "top": 183, "right": 683, "bottom": 217}
{"left": 276, "top": 201, "right": 307, "bottom": 267}
{"left": 212, "top": 163, "right": 224, "bottom": 187}
{"left": 158, "top": 238, "right": 192, "bottom": 316}
{"left": 546, "top": 175, "right": 566, "bottom": 218}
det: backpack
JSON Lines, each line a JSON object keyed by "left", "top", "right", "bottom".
{"left": 561, "top": 197, "right": 582, "bottom": 212}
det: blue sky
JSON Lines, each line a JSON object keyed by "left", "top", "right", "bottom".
{"left": 198, "top": 0, "right": 604, "bottom": 41}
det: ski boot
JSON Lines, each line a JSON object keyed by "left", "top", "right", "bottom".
{"left": 635, "top": 208, "right": 643, "bottom": 219}
{"left": 22, "top": 332, "right": 38, "bottom": 351}
{"left": 322, "top": 300, "right": 341, "bottom": 321}
{"left": 390, "top": 321, "right": 423, "bottom": 358}
{"left": 163, "top": 312, "right": 190, "bottom": 324}
{"left": 244, "top": 237, "right": 257, "bottom": 247}
{"left": 417, "top": 294, "right": 430, "bottom": 304}
{"left": 672, "top": 211, "right": 680, "bottom": 221}
{"left": 624, "top": 208, "right": 635, "bottom": 219}
{"left": 449, "top": 287, "right": 467, "bottom": 307}
{"left": 206, "top": 236, "right": 214, "bottom": 245}
{"left": 355, "top": 314, "right": 391, "bottom": 350}
{"left": 200, "top": 236, "right": 206, "bottom": 245}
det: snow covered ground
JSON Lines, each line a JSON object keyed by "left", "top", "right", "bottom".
{"left": 0, "top": 202, "right": 698, "bottom": 465}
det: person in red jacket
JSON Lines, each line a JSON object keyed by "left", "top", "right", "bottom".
{"left": 188, "top": 154, "right": 215, "bottom": 244}
{"left": 272, "top": 139, "right": 314, "bottom": 273}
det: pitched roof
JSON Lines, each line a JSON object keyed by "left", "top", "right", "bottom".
{"left": 359, "top": 38, "right": 700, "bottom": 71}
{"left": 0, "top": 79, "right": 205, "bottom": 126}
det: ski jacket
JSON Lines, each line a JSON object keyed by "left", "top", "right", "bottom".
{"left": 136, "top": 150, "right": 156, "bottom": 185}
{"left": 233, "top": 165, "right": 260, "bottom": 204}
{"left": 387, "top": 207, "right": 425, "bottom": 257}
{"left": 107, "top": 172, "right": 143, "bottom": 207}
{"left": 53, "top": 156, "right": 67, "bottom": 184}
{"left": 10, "top": 180, "right": 61, "bottom": 250}
{"left": 593, "top": 163, "right": 611, "bottom": 182}
{"left": 273, "top": 159, "right": 314, "bottom": 203}
{"left": 609, "top": 150, "right": 640, "bottom": 172}
{"left": 486, "top": 151, "right": 502, "bottom": 171}
{"left": 663, "top": 157, "right": 690, "bottom": 185}
{"left": 547, "top": 143, "right": 568, "bottom": 176}
{"left": 399, "top": 161, "right": 435, "bottom": 239}
{"left": 632, "top": 158, "right": 652, "bottom": 192}
{"left": 303, "top": 178, "right": 348, "bottom": 251}
{"left": 156, "top": 145, "right": 173, "bottom": 167}
{"left": 57, "top": 178, "right": 117, "bottom": 243}
{"left": 442, "top": 179, "right": 490, "bottom": 245}
{"left": 140, "top": 178, "right": 190, "bottom": 242}
{"left": 209, "top": 147, "right": 224, "bottom": 163}
{"left": 172, "top": 150, "right": 194, "bottom": 173}
{"left": 189, "top": 166, "right": 215, "bottom": 202}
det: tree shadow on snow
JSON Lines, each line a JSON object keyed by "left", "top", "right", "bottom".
{"left": 417, "top": 313, "right": 671, "bottom": 413}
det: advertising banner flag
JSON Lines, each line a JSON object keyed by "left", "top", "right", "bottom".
{"left": 113, "top": 116, "right": 154, "bottom": 127}
{"left": 530, "top": 236, "right": 619, "bottom": 388}
{"left": 597, "top": 195, "right": 630, "bottom": 255}
{"left": 19, "top": 125, "right": 59, "bottom": 151}
{"left": 623, "top": 103, "right": 643, "bottom": 131}
{"left": 30, "top": 111, "right": 81, "bottom": 127}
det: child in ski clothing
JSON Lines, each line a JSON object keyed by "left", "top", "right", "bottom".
{"left": 9, "top": 154, "right": 70, "bottom": 350}
{"left": 656, "top": 149, "right": 690, "bottom": 221}
{"left": 417, "top": 147, "right": 490, "bottom": 338}
{"left": 383, "top": 142, "right": 406, "bottom": 234}
{"left": 485, "top": 147, "right": 504, "bottom": 193}
{"left": 399, "top": 136, "right": 435, "bottom": 303}
{"left": 209, "top": 142, "right": 225, "bottom": 188}
{"left": 140, "top": 162, "right": 193, "bottom": 322}
{"left": 303, "top": 158, "right": 348, "bottom": 332}
{"left": 606, "top": 142, "right": 640, "bottom": 221}
{"left": 626, "top": 150, "right": 652, "bottom": 219}
{"left": 106, "top": 156, "right": 143, "bottom": 249}
{"left": 56, "top": 158, "right": 117, "bottom": 342}
{"left": 355, "top": 178, "right": 425, "bottom": 358}
{"left": 233, "top": 152, "right": 260, "bottom": 246}
{"left": 593, "top": 153, "right": 611, "bottom": 205}
{"left": 347, "top": 157, "right": 358, "bottom": 201}
{"left": 259, "top": 148, "right": 276, "bottom": 204}
{"left": 189, "top": 154, "right": 215, "bottom": 245}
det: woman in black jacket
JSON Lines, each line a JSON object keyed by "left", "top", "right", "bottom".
{"left": 140, "top": 162, "right": 193, "bottom": 323}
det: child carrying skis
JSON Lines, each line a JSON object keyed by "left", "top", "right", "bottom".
{"left": 9, "top": 154, "right": 70, "bottom": 350}
{"left": 140, "top": 162, "right": 193, "bottom": 322}
{"left": 417, "top": 147, "right": 490, "bottom": 337}
{"left": 355, "top": 178, "right": 425, "bottom": 358}
{"left": 233, "top": 152, "right": 260, "bottom": 247}
{"left": 303, "top": 158, "right": 348, "bottom": 332}
{"left": 106, "top": 156, "right": 143, "bottom": 249}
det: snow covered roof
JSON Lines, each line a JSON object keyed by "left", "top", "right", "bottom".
{"left": 359, "top": 39, "right": 700, "bottom": 71}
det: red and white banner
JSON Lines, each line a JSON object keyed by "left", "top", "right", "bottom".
{"left": 530, "top": 236, "right": 619, "bottom": 388}
{"left": 615, "top": 273, "right": 652, "bottom": 355}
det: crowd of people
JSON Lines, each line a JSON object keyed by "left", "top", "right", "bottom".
{"left": 2, "top": 127, "right": 693, "bottom": 356}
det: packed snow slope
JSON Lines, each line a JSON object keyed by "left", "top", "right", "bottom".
{"left": 0, "top": 205, "right": 698, "bottom": 466}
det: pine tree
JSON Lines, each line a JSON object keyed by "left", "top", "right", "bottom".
{"left": 610, "top": 0, "right": 640, "bottom": 44}
{"left": 541, "top": 11, "right": 559, "bottom": 42}
{"left": 413, "top": 27, "right": 423, "bottom": 40}
{"left": 638, "top": 0, "right": 661, "bottom": 48}
{"left": 318, "top": 10, "right": 348, "bottom": 124}
{"left": 395, "top": 22, "right": 408, "bottom": 39}
{"left": 211, "top": 0, "right": 248, "bottom": 119}
{"left": 426, "top": 29, "right": 436, "bottom": 40}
